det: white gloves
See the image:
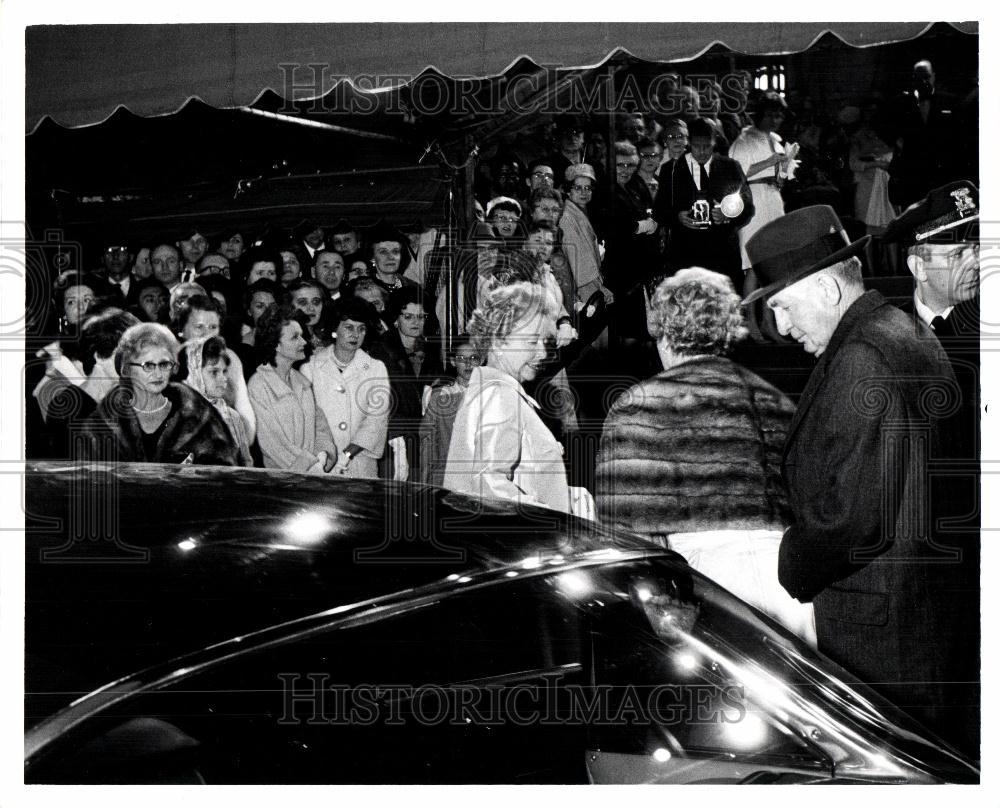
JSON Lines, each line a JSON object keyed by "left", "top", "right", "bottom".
{"left": 569, "top": 486, "right": 596, "bottom": 521}
{"left": 556, "top": 321, "right": 578, "bottom": 348}
{"left": 389, "top": 436, "right": 409, "bottom": 481}
{"left": 635, "top": 218, "right": 658, "bottom": 235}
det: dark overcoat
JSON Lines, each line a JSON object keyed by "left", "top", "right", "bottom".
{"left": 779, "top": 290, "right": 978, "bottom": 753}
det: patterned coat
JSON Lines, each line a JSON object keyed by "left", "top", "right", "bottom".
{"left": 595, "top": 354, "right": 795, "bottom": 542}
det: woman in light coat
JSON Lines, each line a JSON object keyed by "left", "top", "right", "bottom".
{"left": 247, "top": 305, "right": 337, "bottom": 473}
{"left": 302, "top": 298, "right": 389, "bottom": 479}
{"left": 444, "top": 276, "right": 592, "bottom": 518}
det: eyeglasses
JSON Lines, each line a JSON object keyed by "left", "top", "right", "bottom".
{"left": 531, "top": 171, "right": 554, "bottom": 179}
{"left": 399, "top": 312, "right": 427, "bottom": 321}
{"left": 492, "top": 215, "right": 520, "bottom": 224}
{"left": 129, "top": 360, "right": 176, "bottom": 374}
{"left": 453, "top": 354, "right": 482, "bottom": 364}
{"left": 663, "top": 134, "right": 687, "bottom": 141}
{"left": 570, "top": 184, "right": 593, "bottom": 193}
{"left": 105, "top": 246, "right": 128, "bottom": 255}
{"left": 640, "top": 152, "right": 662, "bottom": 159}
{"left": 616, "top": 162, "right": 639, "bottom": 169}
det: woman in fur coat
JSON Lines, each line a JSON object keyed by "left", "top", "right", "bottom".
{"left": 595, "top": 267, "right": 815, "bottom": 643}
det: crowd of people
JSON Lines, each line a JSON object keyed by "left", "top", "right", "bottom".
{"left": 26, "top": 59, "right": 980, "bottom": 759}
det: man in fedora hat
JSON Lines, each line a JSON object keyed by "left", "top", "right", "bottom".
{"left": 744, "top": 205, "right": 977, "bottom": 756}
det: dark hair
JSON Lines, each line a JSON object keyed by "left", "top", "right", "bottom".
{"left": 313, "top": 248, "right": 345, "bottom": 268}
{"left": 195, "top": 273, "right": 237, "bottom": 314}
{"left": 312, "top": 297, "right": 374, "bottom": 347}
{"left": 243, "top": 278, "right": 283, "bottom": 312}
{"left": 527, "top": 221, "right": 557, "bottom": 238}
{"left": 347, "top": 277, "right": 388, "bottom": 308}
{"left": 129, "top": 277, "right": 170, "bottom": 322}
{"left": 81, "top": 307, "right": 141, "bottom": 361}
{"left": 686, "top": 117, "right": 718, "bottom": 141}
{"left": 53, "top": 271, "right": 108, "bottom": 313}
{"left": 636, "top": 136, "right": 660, "bottom": 153}
{"left": 241, "top": 246, "right": 282, "bottom": 280}
{"left": 387, "top": 286, "right": 426, "bottom": 322}
{"left": 527, "top": 157, "right": 554, "bottom": 175}
{"left": 255, "top": 304, "right": 310, "bottom": 367}
{"left": 172, "top": 293, "right": 223, "bottom": 337}
{"left": 752, "top": 91, "right": 788, "bottom": 127}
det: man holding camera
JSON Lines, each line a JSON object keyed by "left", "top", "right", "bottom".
{"left": 653, "top": 117, "right": 754, "bottom": 289}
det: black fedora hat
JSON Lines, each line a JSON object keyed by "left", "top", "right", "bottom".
{"left": 742, "top": 205, "right": 870, "bottom": 305}
{"left": 883, "top": 180, "right": 979, "bottom": 247}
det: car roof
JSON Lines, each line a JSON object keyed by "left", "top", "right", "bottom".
{"left": 25, "top": 461, "right": 662, "bottom": 724}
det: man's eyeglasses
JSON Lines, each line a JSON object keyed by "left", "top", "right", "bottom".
{"left": 663, "top": 134, "right": 687, "bottom": 141}
{"left": 453, "top": 354, "right": 482, "bottom": 364}
{"left": 531, "top": 171, "right": 554, "bottom": 179}
{"left": 105, "top": 246, "right": 129, "bottom": 255}
{"left": 570, "top": 184, "right": 593, "bottom": 193}
{"left": 399, "top": 312, "right": 427, "bottom": 321}
{"left": 492, "top": 215, "right": 520, "bottom": 224}
{"left": 640, "top": 152, "right": 662, "bottom": 160}
{"left": 616, "top": 161, "right": 639, "bottom": 169}
{"left": 129, "top": 360, "right": 176, "bottom": 374}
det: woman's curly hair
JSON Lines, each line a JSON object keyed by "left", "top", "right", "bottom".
{"left": 466, "top": 280, "right": 559, "bottom": 358}
{"left": 648, "top": 267, "right": 748, "bottom": 356}
{"left": 254, "top": 303, "right": 311, "bottom": 367}
{"left": 113, "top": 322, "right": 181, "bottom": 376}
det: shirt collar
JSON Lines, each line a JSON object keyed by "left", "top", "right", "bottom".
{"left": 471, "top": 365, "right": 541, "bottom": 410}
{"left": 913, "top": 291, "right": 953, "bottom": 325}
{"left": 686, "top": 154, "right": 712, "bottom": 176}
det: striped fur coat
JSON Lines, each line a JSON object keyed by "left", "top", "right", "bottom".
{"left": 595, "top": 354, "right": 795, "bottom": 542}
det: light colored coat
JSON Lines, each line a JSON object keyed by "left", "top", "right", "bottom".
{"left": 248, "top": 363, "right": 337, "bottom": 471}
{"left": 302, "top": 347, "right": 389, "bottom": 479}
{"left": 443, "top": 365, "right": 570, "bottom": 514}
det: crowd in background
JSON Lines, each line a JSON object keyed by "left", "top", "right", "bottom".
{"left": 24, "top": 57, "right": 980, "bottom": 759}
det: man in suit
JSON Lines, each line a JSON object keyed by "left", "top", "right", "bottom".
{"left": 653, "top": 117, "right": 754, "bottom": 289}
{"left": 884, "top": 60, "right": 962, "bottom": 208}
{"left": 744, "top": 205, "right": 978, "bottom": 758}
{"left": 96, "top": 239, "right": 138, "bottom": 305}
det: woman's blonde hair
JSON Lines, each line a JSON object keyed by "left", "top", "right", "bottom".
{"left": 113, "top": 322, "right": 181, "bottom": 376}
{"left": 467, "top": 280, "right": 559, "bottom": 358}
{"left": 648, "top": 267, "right": 748, "bottom": 356}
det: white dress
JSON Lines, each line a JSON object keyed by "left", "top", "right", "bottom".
{"left": 729, "top": 126, "right": 788, "bottom": 270}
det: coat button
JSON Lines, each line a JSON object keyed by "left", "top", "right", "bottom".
{"left": 338, "top": 422, "right": 348, "bottom": 430}
{"left": 337, "top": 386, "right": 346, "bottom": 393}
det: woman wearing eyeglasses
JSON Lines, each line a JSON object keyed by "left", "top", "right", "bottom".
{"left": 79, "top": 322, "right": 239, "bottom": 465}
{"left": 558, "top": 163, "right": 611, "bottom": 308}
{"left": 418, "top": 336, "right": 482, "bottom": 488}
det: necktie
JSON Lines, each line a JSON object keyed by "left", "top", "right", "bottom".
{"left": 699, "top": 163, "right": 710, "bottom": 195}
{"left": 931, "top": 315, "right": 952, "bottom": 338}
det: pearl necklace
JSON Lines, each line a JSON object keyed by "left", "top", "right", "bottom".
{"left": 133, "top": 397, "right": 169, "bottom": 414}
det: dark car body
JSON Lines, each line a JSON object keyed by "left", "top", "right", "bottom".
{"left": 24, "top": 462, "right": 978, "bottom": 784}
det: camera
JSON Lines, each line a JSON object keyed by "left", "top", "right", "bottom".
{"left": 690, "top": 199, "right": 712, "bottom": 227}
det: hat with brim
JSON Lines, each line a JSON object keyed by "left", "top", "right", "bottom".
{"left": 741, "top": 205, "right": 870, "bottom": 306}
